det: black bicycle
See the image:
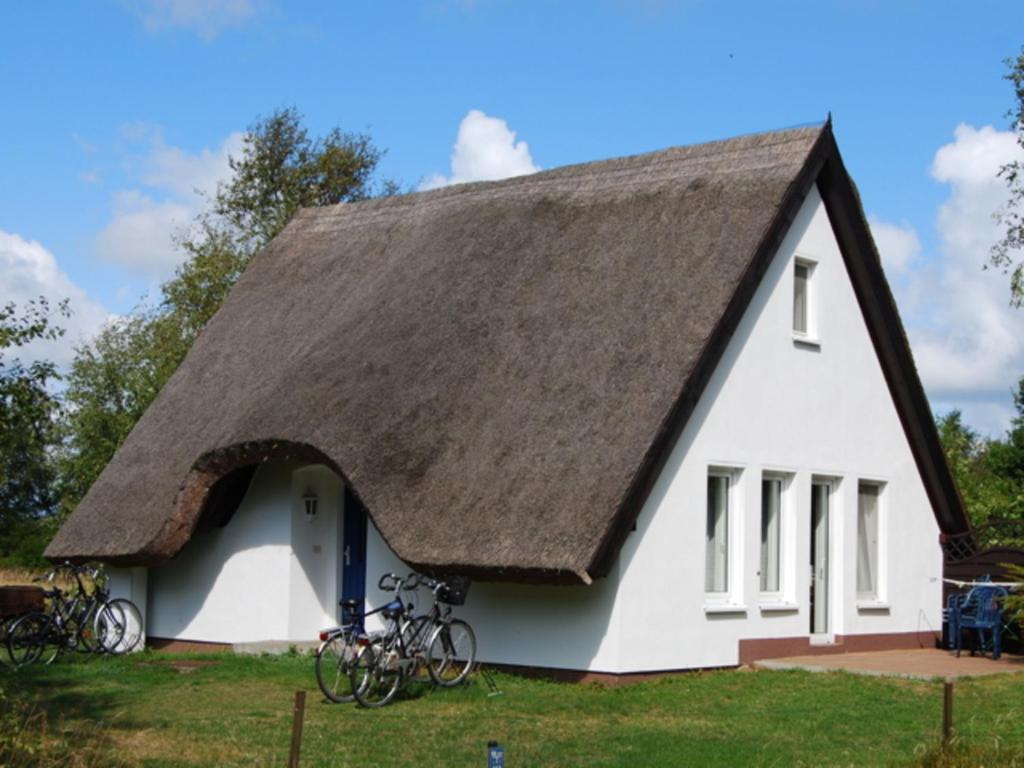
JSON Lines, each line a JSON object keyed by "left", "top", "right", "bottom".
{"left": 314, "top": 576, "right": 409, "bottom": 703}
{"left": 6, "top": 563, "right": 143, "bottom": 666}
{"left": 350, "top": 572, "right": 476, "bottom": 708}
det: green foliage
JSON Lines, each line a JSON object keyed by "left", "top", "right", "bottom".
{"left": 212, "top": 107, "right": 389, "bottom": 251}
{"left": 990, "top": 47, "right": 1024, "bottom": 306}
{"left": 58, "top": 311, "right": 186, "bottom": 511}
{"left": 936, "top": 407, "right": 1024, "bottom": 525}
{"left": 0, "top": 299, "right": 67, "bottom": 566}
{"left": 58, "top": 108, "right": 391, "bottom": 512}
{"left": 1002, "top": 563, "right": 1024, "bottom": 625}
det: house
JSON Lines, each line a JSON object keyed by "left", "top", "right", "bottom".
{"left": 46, "top": 121, "right": 970, "bottom": 675}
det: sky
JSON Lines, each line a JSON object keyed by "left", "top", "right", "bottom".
{"left": 2, "top": 1, "right": 1024, "bottom": 436}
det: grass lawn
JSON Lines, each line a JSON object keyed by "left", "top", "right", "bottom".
{"left": 2, "top": 653, "right": 1024, "bottom": 767}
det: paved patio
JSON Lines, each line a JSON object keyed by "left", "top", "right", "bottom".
{"left": 754, "top": 648, "right": 1024, "bottom": 680}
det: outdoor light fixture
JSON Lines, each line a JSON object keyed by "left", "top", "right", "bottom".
{"left": 303, "top": 489, "right": 318, "bottom": 520}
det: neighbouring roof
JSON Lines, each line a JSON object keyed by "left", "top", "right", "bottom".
{"left": 46, "top": 121, "right": 969, "bottom": 583}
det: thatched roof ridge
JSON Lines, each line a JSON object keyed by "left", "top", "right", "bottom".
{"left": 46, "top": 122, "right": 968, "bottom": 582}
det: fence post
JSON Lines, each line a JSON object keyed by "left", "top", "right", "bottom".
{"left": 942, "top": 679, "right": 954, "bottom": 744}
{"left": 289, "top": 690, "right": 306, "bottom": 768}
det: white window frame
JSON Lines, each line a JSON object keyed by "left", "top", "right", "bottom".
{"left": 704, "top": 465, "right": 745, "bottom": 612}
{"left": 758, "top": 470, "right": 796, "bottom": 611}
{"left": 792, "top": 256, "right": 819, "bottom": 346}
{"left": 856, "top": 479, "right": 888, "bottom": 608}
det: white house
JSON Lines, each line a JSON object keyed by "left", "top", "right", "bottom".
{"left": 48, "top": 122, "right": 969, "bottom": 676}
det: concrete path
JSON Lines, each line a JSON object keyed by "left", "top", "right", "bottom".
{"left": 754, "top": 648, "right": 1024, "bottom": 680}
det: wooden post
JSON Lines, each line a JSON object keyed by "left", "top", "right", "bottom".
{"left": 288, "top": 690, "right": 306, "bottom": 768}
{"left": 942, "top": 679, "right": 954, "bottom": 744}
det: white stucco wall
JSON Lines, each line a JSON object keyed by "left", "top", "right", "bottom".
{"left": 147, "top": 463, "right": 349, "bottom": 644}
{"left": 288, "top": 466, "right": 342, "bottom": 637}
{"left": 609, "top": 183, "right": 943, "bottom": 671}
{"left": 362, "top": 528, "right": 622, "bottom": 671}
{"left": 142, "top": 184, "right": 943, "bottom": 668}
{"left": 147, "top": 464, "right": 295, "bottom": 643}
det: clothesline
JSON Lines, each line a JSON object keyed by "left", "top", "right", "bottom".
{"left": 943, "top": 578, "right": 1023, "bottom": 590}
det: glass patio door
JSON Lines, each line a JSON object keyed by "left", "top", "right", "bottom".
{"left": 810, "top": 482, "right": 831, "bottom": 636}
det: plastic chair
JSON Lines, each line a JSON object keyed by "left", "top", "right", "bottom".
{"left": 944, "top": 592, "right": 966, "bottom": 650}
{"left": 953, "top": 585, "right": 1008, "bottom": 660}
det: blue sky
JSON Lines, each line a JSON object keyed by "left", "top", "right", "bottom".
{"left": 2, "top": 1, "right": 1024, "bottom": 434}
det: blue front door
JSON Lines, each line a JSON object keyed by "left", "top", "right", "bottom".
{"left": 340, "top": 486, "right": 368, "bottom": 623}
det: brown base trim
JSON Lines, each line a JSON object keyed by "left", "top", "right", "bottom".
{"left": 738, "top": 631, "right": 939, "bottom": 666}
{"left": 146, "top": 636, "right": 232, "bottom": 653}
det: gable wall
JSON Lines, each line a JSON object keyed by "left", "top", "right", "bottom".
{"left": 611, "top": 184, "right": 942, "bottom": 671}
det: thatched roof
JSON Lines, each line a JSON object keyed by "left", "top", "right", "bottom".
{"left": 46, "top": 122, "right": 969, "bottom": 583}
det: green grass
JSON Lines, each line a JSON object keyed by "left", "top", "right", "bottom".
{"left": 3, "top": 652, "right": 1024, "bottom": 767}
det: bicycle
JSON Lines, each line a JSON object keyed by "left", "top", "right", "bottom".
{"left": 314, "top": 575, "right": 408, "bottom": 703}
{"left": 349, "top": 573, "right": 476, "bottom": 708}
{"left": 6, "top": 563, "right": 143, "bottom": 666}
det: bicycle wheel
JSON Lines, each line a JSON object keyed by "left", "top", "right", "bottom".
{"left": 426, "top": 619, "right": 476, "bottom": 687}
{"left": 351, "top": 641, "right": 402, "bottom": 708}
{"left": 90, "top": 603, "right": 125, "bottom": 654}
{"left": 315, "top": 633, "right": 358, "bottom": 703}
{"left": 7, "top": 613, "right": 59, "bottom": 667}
{"left": 99, "top": 599, "right": 144, "bottom": 654}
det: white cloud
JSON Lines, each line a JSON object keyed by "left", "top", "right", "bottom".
{"left": 124, "top": 0, "right": 257, "bottom": 40}
{"left": 875, "top": 123, "right": 1024, "bottom": 436}
{"left": 0, "top": 230, "right": 110, "bottom": 368}
{"left": 868, "top": 216, "right": 920, "bottom": 275}
{"left": 420, "top": 110, "right": 540, "bottom": 190}
{"left": 96, "top": 190, "right": 194, "bottom": 274}
{"left": 142, "top": 131, "right": 244, "bottom": 198}
{"left": 95, "top": 130, "right": 243, "bottom": 278}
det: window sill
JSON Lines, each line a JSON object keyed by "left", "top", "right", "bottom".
{"left": 759, "top": 602, "right": 799, "bottom": 613}
{"left": 856, "top": 600, "right": 890, "bottom": 612}
{"left": 792, "top": 333, "right": 821, "bottom": 349}
{"left": 703, "top": 603, "right": 747, "bottom": 616}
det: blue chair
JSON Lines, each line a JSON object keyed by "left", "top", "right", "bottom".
{"left": 944, "top": 592, "right": 966, "bottom": 650}
{"left": 954, "top": 585, "right": 1008, "bottom": 660}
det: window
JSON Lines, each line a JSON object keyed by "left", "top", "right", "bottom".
{"left": 705, "top": 474, "right": 730, "bottom": 594}
{"left": 793, "top": 263, "right": 809, "bottom": 333}
{"left": 857, "top": 482, "right": 882, "bottom": 599}
{"left": 793, "top": 258, "right": 817, "bottom": 340}
{"left": 760, "top": 477, "right": 782, "bottom": 593}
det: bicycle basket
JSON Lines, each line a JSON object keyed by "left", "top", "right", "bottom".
{"left": 437, "top": 576, "right": 470, "bottom": 606}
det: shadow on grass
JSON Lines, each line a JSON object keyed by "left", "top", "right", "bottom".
{"left": 2, "top": 656, "right": 169, "bottom": 735}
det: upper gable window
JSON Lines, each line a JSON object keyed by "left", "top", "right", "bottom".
{"left": 792, "top": 258, "right": 818, "bottom": 343}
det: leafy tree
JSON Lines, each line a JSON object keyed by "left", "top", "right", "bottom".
{"left": 986, "top": 377, "right": 1024, "bottom": 486}
{"left": 990, "top": 47, "right": 1024, "bottom": 306}
{"left": 0, "top": 299, "right": 67, "bottom": 564}
{"left": 937, "top": 394, "right": 1024, "bottom": 526}
{"left": 58, "top": 310, "right": 183, "bottom": 511}
{"left": 59, "top": 108, "right": 393, "bottom": 511}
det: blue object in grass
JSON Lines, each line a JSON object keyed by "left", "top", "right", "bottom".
{"left": 488, "top": 741, "right": 504, "bottom": 768}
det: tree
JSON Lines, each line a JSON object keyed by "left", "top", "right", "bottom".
{"left": 59, "top": 108, "right": 393, "bottom": 511}
{"left": 0, "top": 299, "right": 67, "bottom": 564}
{"left": 990, "top": 47, "right": 1024, "bottom": 306}
{"left": 937, "top": 388, "right": 1024, "bottom": 526}
{"left": 985, "top": 377, "right": 1024, "bottom": 495}
{"left": 58, "top": 310, "right": 183, "bottom": 511}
